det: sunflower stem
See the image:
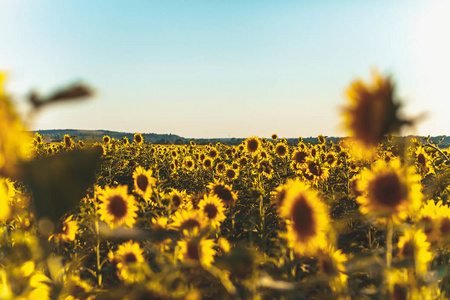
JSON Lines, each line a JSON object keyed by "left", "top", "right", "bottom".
{"left": 386, "top": 221, "right": 393, "bottom": 269}
{"left": 94, "top": 195, "right": 103, "bottom": 287}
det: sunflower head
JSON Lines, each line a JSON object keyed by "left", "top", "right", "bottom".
{"left": 170, "top": 209, "right": 206, "bottom": 233}
{"left": 177, "top": 231, "right": 216, "bottom": 267}
{"left": 102, "top": 135, "right": 111, "bottom": 144}
{"left": 357, "top": 158, "right": 422, "bottom": 223}
{"left": 397, "top": 229, "right": 433, "bottom": 276}
{"left": 114, "top": 240, "right": 145, "bottom": 281}
{"left": 198, "top": 195, "right": 226, "bottom": 228}
{"left": 342, "top": 70, "right": 411, "bottom": 152}
{"left": 244, "top": 136, "right": 261, "bottom": 156}
{"left": 133, "top": 166, "right": 157, "bottom": 204}
{"left": 134, "top": 133, "right": 143, "bottom": 144}
{"left": 271, "top": 133, "right": 278, "bottom": 140}
{"left": 280, "top": 180, "right": 329, "bottom": 256}
{"left": 275, "top": 142, "right": 289, "bottom": 158}
{"left": 98, "top": 185, "right": 138, "bottom": 228}
{"left": 208, "top": 181, "right": 238, "bottom": 207}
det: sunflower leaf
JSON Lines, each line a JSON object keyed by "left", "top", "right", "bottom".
{"left": 20, "top": 146, "right": 103, "bottom": 222}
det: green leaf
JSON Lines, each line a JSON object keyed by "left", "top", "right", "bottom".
{"left": 21, "top": 145, "right": 102, "bottom": 222}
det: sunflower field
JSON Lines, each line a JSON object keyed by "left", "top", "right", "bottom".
{"left": 1, "top": 71, "right": 450, "bottom": 300}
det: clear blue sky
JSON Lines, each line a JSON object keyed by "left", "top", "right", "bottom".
{"left": 1, "top": 0, "right": 449, "bottom": 138}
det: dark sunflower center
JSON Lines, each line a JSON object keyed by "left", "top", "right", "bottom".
{"left": 291, "top": 195, "right": 316, "bottom": 241}
{"left": 371, "top": 172, "right": 405, "bottom": 208}
{"left": 240, "top": 158, "right": 247, "bottom": 166}
{"left": 417, "top": 153, "right": 426, "bottom": 164}
{"left": 247, "top": 139, "right": 259, "bottom": 152}
{"left": 180, "top": 219, "right": 200, "bottom": 231}
{"left": 204, "top": 204, "right": 218, "bottom": 219}
{"left": 65, "top": 137, "right": 71, "bottom": 147}
{"left": 107, "top": 195, "right": 128, "bottom": 219}
{"left": 308, "top": 162, "right": 321, "bottom": 176}
{"left": 124, "top": 253, "right": 137, "bottom": 263}
{"left": 187, "top": 161, "right": 193, "bottom": 168}
{"left": 311, "top": 149, "right": 317, "bottom": 157}
{"left": 136, "top": 174, "right": 149, "bottom": 192}
{"left": 213, "top": 185, "right": 233, "bottom": 204}
{"left": 326, "top": 154, "right": 335, "bottom": 164}
{"left": 294, "top": 152, "right": 307, "bottom": 164}
{"left": 276, "top": 145, "right": 287, "bottom": 156}
{"left": 204, "top": 160, "right": 211, "bottom": 168}
{"left": 172, "top": 195, "right": 181, "bottom": 208}
{"left": 217, "top": 164, "right": 225, "bottom": 172}
{"left": 421, "top": 217, "right": 434, "bottom": 235}
{"left": 226, "top": 169, "right": 236, "bottom": 179}
{"left": 187, "top": 241, "right": 200, "bottom": 260}
{"left": 209, "top": 150, "right": 218, "bottom": 158}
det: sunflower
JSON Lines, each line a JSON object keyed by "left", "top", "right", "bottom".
{"left": 324, "top": 152, "right": 338, "bottom": 168}
{"left": 414, "top": 145, "right": 433, "bottom": 175}
{"left": 49, "top": 215, "right": 78, "bottom": 243}
{"left": 225, "top": 167, "right": 238, "bottom": 181}
{"left": 198, "top": 195, "right": 226, "bottom": 228}
{"left": 317, "top": 135, "right": 326, "bottom": 144}
{"left": 177, "top": 230, "right": 216, "bottom": 267}
{"left": 342, "top": 70, "right": 411, "bottom": 152}
{"left": 271, "top": 180, "right": 295, "bottom": 211}
{"left": 184, "top": 157, "right": 195, "bottom": 171}
{"left": 208, "top": 148, "right": 218, "bottom": 159}
{"left": 98, "top": 185, "right": 138, "bottom": 228}
{"left": 133, "top": 166, "right": 157, "bottom": 204}
{"left": 114, "top": 240, "right": 145, "bottom": 281}
{"left": 291, "top": 149, "right": 309, "bottom": 166}
{"left": 208, "top": 180, "right": 238, "bottom": 207}
{"left": 397, "top": 229, "right": 433, "bottom": 276}
{"left": 134, "top": 132, "right": 143, "bottom": 144}
{"left": 216, "top": 162, "right": 226, "bottom": 173}
{"left": 357, "top": 158, "right": 422, "bottom": 223}
{"left": 316, "top": 246, "right": 348, "bottom": 293}
{"left": 271, "top": 133, "right": 278, "bottom": 140}
{"left": 280, "top": 180, "right": 329, "bottom": 255}
{"left": 169, "top": 189, "right": 187, "bottom": 210}
{"left": 0, "top": 179, "right": 11, "bottom": 221}
{"left": 170, "top": 209, "right": 207, "bottom": 233}
{"left": 418, "top": 201, "right": 450, "bottom": 246}
{"left": 63, "top": 134, "right": 73, "bottom": 148}
{"left": 102, "top": 135, "right": 111, "bottom": 144}
{"left": 61, "top": 275, "right": 94, "bottom": 300}
{"left": 244, "top": 136, "right": 261, "bottom": 156}
{"left": 304, "top": 159, "right": 329, "bottom": 183}
{"left": 202, "top": 158, "right": 213, "bottom": 170}
{"left": 239, "top": 156, "right": 248, "bottom": 167}
{"left": 275, "top": 142, "right": 289, "bottom": 158}
{"left": 259, "top": 159, "right": 274, "bottom": 179}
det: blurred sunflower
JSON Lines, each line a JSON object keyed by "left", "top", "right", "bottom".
{"left": 169, "top": 189, "right": 187, "bottom": 210}
{"left": 170, "top": 209, "right": 206, "bottom": 233}
{"left": 216, "top": 162, "right": 226, "bottom": 173}
{"left": 133, "top": 166, "right": 157, "bottom": 204}
{"left": 304, "top": 159, "right": 329, "bottom": 183}
{"left": 114, "top": 240, "right": 145, "bottom": 281}
{"left": 0, "top": 178, "right": 11, "bottom": 221}
{"left": 271, "top": 133, "right": 278, "bottom": 140}
{"left": 208, "top": 148, "right": 218, "bottom": 159}
{"left": 342, "top": 70, "right": 411, "bottom": 152}
{"left": 357, "top": 158, "right": 422, "bottom": 223}
{"left": 225, "top": 167, "right": 238, "bottom": 181}
{"left": 98, "top": 185, "right": 138, "bottom": 228}
{"left": 208, "top": 180, "right": 238, "bottom": 207}
{"left": 324, "top": 152, "right": 338, "bottom": 168}
{"left": 198, "top": 195, "right": 226, "bottom": 228}
{"left": 102, "top": 135, "right": 111, "bottom": 144}
{"left": 134, "top": 132, "right": 143, "bottom": 144}
{"left": 414, "top": 145, "right": 433, "bottom": 175}
{"left": 397, "top": 229, "right": 433, "bottom": 276}
{"left": 259, "top": 159, "right": 274, "bottom": 179}
{"left": 316, "top": 246, "right": 348, "bottom": 293}
{"left": 202, "top": 158, "right": 213, "bottom": 170}
{"left": 244, "top": 136, "right": 261, "bottom": 156}
{"left": 63, "top": 134, "right": 73, "bottom": 149}
{"left": 177, "top": 231, "right": 216, "bottom": 267}
{"left": 317, "top": 135, "right": 326, "bottom": 144}
{"left": 49, "top": 215, "right": 78, "bottom": 243}
{"left": 280, "top": 180, "right": 329, "bottom": 255}
{"left": 291, "top": 149, "right": 309, "bottom": 166}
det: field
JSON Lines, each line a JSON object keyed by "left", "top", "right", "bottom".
{"left": 1, "top": 72, "right": 450, "bottom": 299}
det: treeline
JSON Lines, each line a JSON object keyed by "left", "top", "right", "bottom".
{"left": 34, "top": 129, "right": 449, "bottom": 147}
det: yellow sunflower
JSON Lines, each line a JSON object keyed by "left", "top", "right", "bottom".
{"left": 244, "top": 136, "right": 261, "bottom": 156}
{"left": 414, "top": 145, "right": 434, "bottom": 175}
{"left": 198, "top": 195, "right": 226, "bottom": 228}
{"left": 304, "top": 159, "right": 329, "bottom": 183}
{"left": 98, "top": 185, "right": 138, "bottom": 228}
{"left": 397, "top": 229, "right": 433, "bottom": 276}
{"left": 0, "top": 178, "right": 11, "bottom": 221}
{"left": 208, "top": 180, "right": 238, "bottom": 207}
{"left": 133, "top": 166, "right": 157, "bottom": 204}
{"left": 271, "top": 133, "right": 278, "bottom": 140}
{"left": 177, "top": 230, "right": 216, "bottom": 267}
{"left": 324, "top": 151, "right": 338, "bottom": 168}
{"left": 169, "top": 189, "right": 187, "bottom": 210}
{"left": 225, "top": 167, "right": 238, "bottom": 181}
{"left": 342, "top": 70, "right": 411, "bottom": 153}
{"left": 202, "top": 158, "right": 213, "bottom": 170}
{"left": 134, "top": 132, "right": 143, "bottom": 144}
{"left": 183, "top": 157, "right": 195, "bottom": 171}
{"left": 114, "top": 240, "right": 145, "bottom": 281}
{"left": 49, "top": 215, "right": 78, "bottom": 243}
{"left": 275, "top": 142, "right": 289, "bottom": 158}
{"left": 316, "top": 246, "right": 348, "bottom": 293}
{"left": 63, "top": 134, "right": 73, "bottom": 149}
{"left": 291, "top": 149, "right": 309, "bottom": 166}
{"left": 170, "top": 209, "right": 207, "bottom": 234}
{"left": 102, "top": 135, "right": 111, "bottom": 144}
{"left": 357, "top": 158, "right": 422, "bottom": 223}
{"left": 280, "top": 180, "right": 329, "bottom": 255}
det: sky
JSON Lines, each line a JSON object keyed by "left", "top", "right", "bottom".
{"left": 1, "top": 0, "right": 449, "bottom": 138}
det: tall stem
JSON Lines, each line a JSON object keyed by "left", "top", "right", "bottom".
{"left": 386, "top": 220, "right": 393, "bottom": 269}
